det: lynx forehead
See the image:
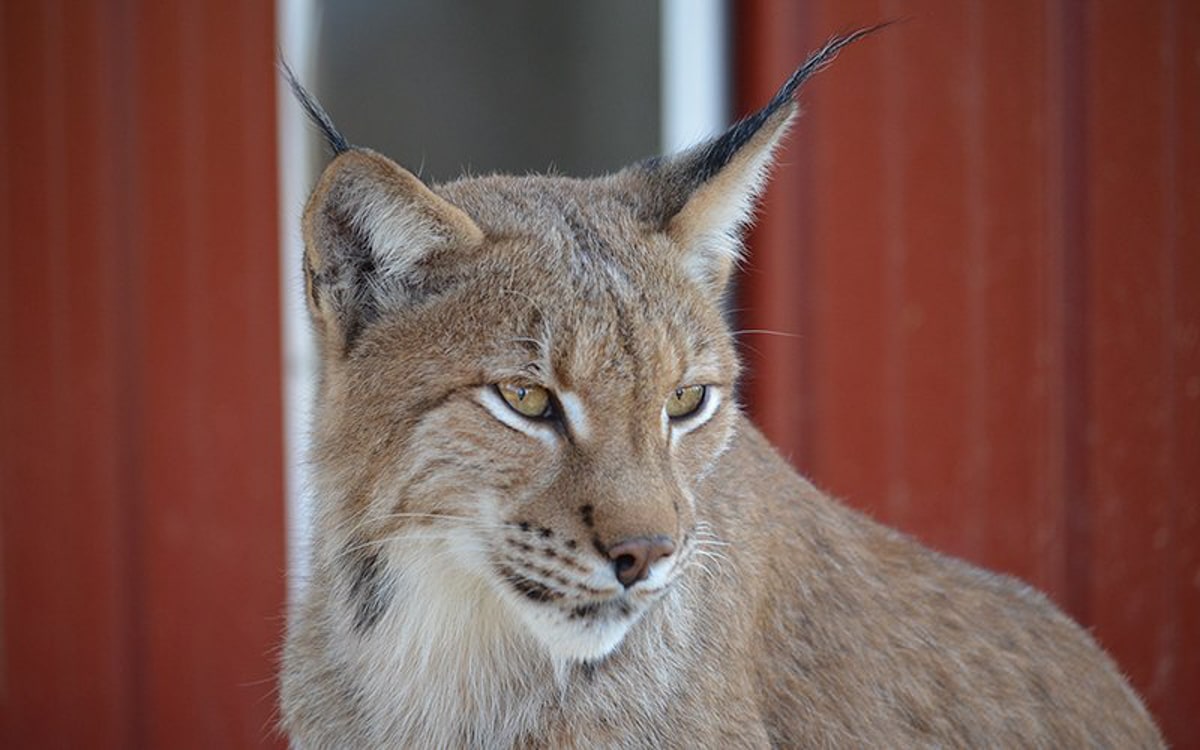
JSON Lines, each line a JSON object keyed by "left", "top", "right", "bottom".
{"left": 281, "top": 27, "right": 1163, "bottom": 749}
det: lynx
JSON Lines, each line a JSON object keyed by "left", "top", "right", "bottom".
{"left": 280, "top": 31, "right": 1163, "bottom": 748}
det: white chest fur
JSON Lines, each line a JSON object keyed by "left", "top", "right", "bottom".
{"left": 339, "top": 539, "right": 560, "bottom": 748}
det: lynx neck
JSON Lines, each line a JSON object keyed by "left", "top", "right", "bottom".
{"left": 347, "top": 538, "right": 559, "bottom": 748}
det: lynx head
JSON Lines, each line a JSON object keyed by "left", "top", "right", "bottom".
{"left": 290, "top": 31, "right": 874, "bottom": 663}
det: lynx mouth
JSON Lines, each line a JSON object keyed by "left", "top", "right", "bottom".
{"left": 488, "top": 532, "right": 692, "bottom": 661}
{"left": 494, "top": 560, "right": 643, "bottom": 622}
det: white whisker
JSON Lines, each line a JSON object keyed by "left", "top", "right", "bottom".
{"left": 731, "top": 328, "right": 801, "bottom": 339}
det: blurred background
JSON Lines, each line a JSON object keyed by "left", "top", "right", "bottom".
{"left": 1, "top": 0, "right": 1196, "bottom": 747}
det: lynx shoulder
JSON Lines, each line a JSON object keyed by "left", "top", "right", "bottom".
{"left": 280, "top": 32, "right": 1163, "bottom": 749}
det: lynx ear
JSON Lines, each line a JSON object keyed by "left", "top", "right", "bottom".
{"left": 302, "top": 149, "right": 484, "bottom": 354}
{"left": 631, "top": 27, "right": 883, "bottom": 294}
{"left": 650, "top": 105, "right": 794, "bottom": 294}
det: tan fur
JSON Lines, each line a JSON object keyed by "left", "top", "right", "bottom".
{"left": 281, "top": 70, "right": 1163, "bottom": 749}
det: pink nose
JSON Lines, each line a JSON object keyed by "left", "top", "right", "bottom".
{"left": 607, "top": 535, "right": 676, "bottom": 588}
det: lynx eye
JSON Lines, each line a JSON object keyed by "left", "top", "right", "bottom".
{"left": 497, "top": 383, "right": 553, "bottom": 419}
{"left": 665, "top": 385, "right": 706, "bottom": 420}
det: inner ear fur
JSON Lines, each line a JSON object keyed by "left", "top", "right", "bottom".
{"left": 302, "top": 149, "right": 483, "bottom": 355}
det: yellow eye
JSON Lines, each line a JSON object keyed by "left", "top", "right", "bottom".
{"left": 497, "top": 383, "right": 553, "bottom": 419}
{"left": 665, "top": 385, "right": 706, "bottom": 419}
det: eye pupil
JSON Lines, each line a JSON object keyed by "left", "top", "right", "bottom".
{"left": 666, "top": 384, "right": 706, "bottom": 420}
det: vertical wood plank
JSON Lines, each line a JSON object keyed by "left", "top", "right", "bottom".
{"left": 875, "top": 0, "right": 975, "bottom": 556}
{"left": 1168, "top": 4, "right": 1200, "bottom": 745}
{"left": 798, "top": 0, "right": 896, "bottom": 523}
{"left": 1083, "top": 1, "right": 1199, "bottom": 743}
{"left": 0, "top": 1, "right": 134, "bottom": 746}
{"left": 1045, "top": 0, "right": 1093, "bottom": 630}
{"left": 1, "top": 0, "right": 285, "bottom": 746}
{"left": 1083, "top": 0, "right": 1176, "bottom": 728}
{"left": 132, "top": 1, "right": 286, "bottom": 746}
{"left": 970, "top": 0, "right": 1066, "bottom": 597}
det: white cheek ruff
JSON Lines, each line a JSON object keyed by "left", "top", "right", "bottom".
{"left": 669, "top": 386, "right": 722, "bottom": 446}
{"left": 478, "top": 386, "right": 559, "bottom": 448}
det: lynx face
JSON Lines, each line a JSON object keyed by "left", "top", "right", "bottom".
{"left": 308, "top": 167, "right": 749, "bottom": 661}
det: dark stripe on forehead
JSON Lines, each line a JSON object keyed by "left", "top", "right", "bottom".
{"left": 562, "top": 203, "right": 606, "bottom": 257}
{"left": 603, "top": 278, "right": 655, "bottom": 451}
{"left": 607, "top": 285, "right": 641, "bottom": 379}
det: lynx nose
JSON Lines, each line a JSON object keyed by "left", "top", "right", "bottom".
{"left": 608, "top": 535, "right": 675, "bottom": 588}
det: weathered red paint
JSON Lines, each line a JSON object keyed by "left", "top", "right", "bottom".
{"left": 0, "top": 1, "right": 286, "bottom": 747}
{"left": 735, "top": 1, "right": 1198, "bottom": 745}
{"left": 1081, "top": 0, "right": 1199, "bottom": 737}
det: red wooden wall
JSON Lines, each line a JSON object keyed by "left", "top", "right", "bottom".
{"left": 735, "top": 1, "right": 1198, "bottom": 747}
{"left": 0, "top": 1, "right": 286, "bottom": 747}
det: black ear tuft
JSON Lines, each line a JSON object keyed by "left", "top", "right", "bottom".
{"left": 625, "top": 23, "right": 891, "bottom": 296}
{"left": 279, "top": 58, "right": 351, "bottom": 156}
{"left": 692, "top": 23, "right": 890, "bottom": 184}
{"left": 644, "top": 22, "right": 892, "bottom": 206}
{"left": 633, "top": 24, "right": 888, "bottom": 234}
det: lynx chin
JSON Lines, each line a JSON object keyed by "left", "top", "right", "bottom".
{"left": 279, "top": 29, "right": 1163, "bottom": 749}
